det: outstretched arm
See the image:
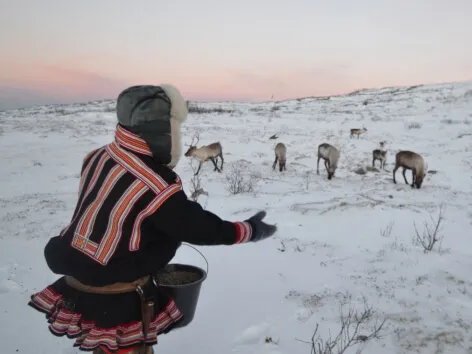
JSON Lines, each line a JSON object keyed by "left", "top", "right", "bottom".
{"left": 150, "top": 190, "right": 276, "bottom": 246}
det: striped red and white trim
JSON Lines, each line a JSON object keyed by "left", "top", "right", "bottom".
{"left": 80, "top": 147, "right": 102, "bottom": 180}
{"left": 61, "top": 151, "right": 111, "bottom": 238}
{"left": 29, "top": 286, "right": 183, "bottom": 352}
{"left": 129, "top": 184, "right": 182, "bottom": 251}
{"left": 115, "top": 124, "right": 153, "bottom": 156}
{"left": 75, "top": 165, "right": 127, "bottom": 238}
{"left": 71, "top": 165, "right": 127, "bottom": 262}
{"left": 95, "top": 180, "right": 148, "bottom": 264}
{"left": 233, "top": 221, "right": 253, "bottom": 243}
{"left": 107, "top": 142, "right": 168, "bottom": 194}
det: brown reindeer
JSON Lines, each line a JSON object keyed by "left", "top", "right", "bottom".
{"left": 350, "top": 127, "right": 367, "bottom": 139}
{"left": 317, "top": 143, "right": 340, "bottom": 180}
{"left": 392, "top": 151, "right": 425, "bottom": 188}
{"left": 184, "top": 133, "right": 224, "bottom": 176}
{"left": 272, "top": 143, "right": 287, "bottom": 172}
{"left": 372, "top": 149, "right": 387, "bottom": 170}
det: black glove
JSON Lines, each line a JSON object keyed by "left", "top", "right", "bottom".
{"left": 245, "top": 211, "right": 277, "bottom": 242}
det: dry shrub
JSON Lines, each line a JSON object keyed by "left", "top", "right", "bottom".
{"left": 413, "top": 203, "right": 446, "bottom": 252}
{"left": 225, "top": 160, "right": 260, "bottom": 195}
{"left": 296, "top": 297, "right": 387, "bottom": 354}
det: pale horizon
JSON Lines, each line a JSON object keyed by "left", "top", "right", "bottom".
{"left": 1, "top": 0, "right": 472, "bottom": 110}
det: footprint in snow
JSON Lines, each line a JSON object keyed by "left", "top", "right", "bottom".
{"left": 232, "top": 322, "right": 272, "bottom": 346}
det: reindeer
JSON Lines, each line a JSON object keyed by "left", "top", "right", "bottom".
{"left": 184, "top": 134, "right": 224, "bottom": 176}
{"left": 317, "top": 143, "right": 340, "bottom": 180}
{"left": 378, "top": 141, "right": 387, "bottom": 150}
{"left": 372, "top": 149, "right": 387, "bottom": 170}
{"left": 392, "top": 151, "right": 425, "bottom": 189}
{"left": 350, "top": 127, "right": 367, "bottom": 139}
{"left": 272, "top": 143, "right": 287, "bottom": 172}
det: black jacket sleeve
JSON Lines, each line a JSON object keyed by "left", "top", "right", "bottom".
{"left": 150, "top": 189, "right": 253, "bottom": 246}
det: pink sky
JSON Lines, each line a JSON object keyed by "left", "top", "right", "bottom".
{"left": 1, "top": 0, "right": 472, "bottom": 109}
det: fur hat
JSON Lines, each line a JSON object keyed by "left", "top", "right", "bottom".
{"left": 116, "top": 84, "right": 188, "bottom": 168}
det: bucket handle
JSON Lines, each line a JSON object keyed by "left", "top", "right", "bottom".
{"left": 181, "top": 243, "right": 209, "bottom": 276}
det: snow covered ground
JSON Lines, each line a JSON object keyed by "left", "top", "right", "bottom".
{"left": 1, "top": 81, "right": 472, "bottom": 354}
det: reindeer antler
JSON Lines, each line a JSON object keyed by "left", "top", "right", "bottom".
{"left": 189, "top": 132, "right": 200, "bottom": 147}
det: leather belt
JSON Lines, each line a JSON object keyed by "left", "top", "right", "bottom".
{"left": 64, "top": 275, "right": 151, "bottom": 294}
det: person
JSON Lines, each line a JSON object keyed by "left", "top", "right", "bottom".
{"left": 28, "top": 84, "right": 277, "bottom": 354}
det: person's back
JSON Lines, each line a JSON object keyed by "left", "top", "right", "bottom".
{"left": 44, "top": 124, "right": 184, "bottom": 286}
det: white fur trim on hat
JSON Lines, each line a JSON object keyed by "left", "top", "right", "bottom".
{"left": 159, "top": 84, "right": 188, "bottom": 168}
{"left": 160, "top": 84, "right": 188, "bottom": 123}
{"left": 168, "top": 119, "right": 182, "bottom": 168}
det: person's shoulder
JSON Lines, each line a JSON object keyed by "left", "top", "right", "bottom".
{"left": 156, "top": 165, "right": 181, "bottom": 186}
{"left": 82, "top": 145, "right": 106, "bottom": 165}
{"left": 139, "top": 156, "right": 181, "bottom": 186}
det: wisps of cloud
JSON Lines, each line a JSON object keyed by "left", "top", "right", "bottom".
{"left": 0, "top": 65, "right": 129, "bottom": 110}
{"left": 39, "top": 65, "right": 127, "bottom": 98}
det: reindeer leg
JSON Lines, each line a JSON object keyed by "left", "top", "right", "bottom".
{"left": 210, "top": 157, "right": 217, "bottom": 171}
{"left": 218, "top": 153, "right": 224, "bottom": 171}
{"left": 325, "top": 160, "right": 330, "bottom": 172}
{"left": 411, "top": 170, "right": 416, "bottom": 188}
{"left": 372, "top": 157, "right": 376, "bottom": 168}
{"left": 357, "top": 133, "right": 360, "bottom": 139}
{"left": 195, "top": 161, "right": 203, "bottom": 176}
{"left": 402, "top": 168, "right": 408, "bottom": 184}
{"left": 279, "top": 160, "right": 285, "bottom": 172}
{"left": 393, "top": 165, "right": 398, "bottom": 183}
{"left": 210, "top": 157, "right": 221, "bottom": 172}
{"left": 272, "top": 156, "right": 278, "bottom": 171}
{"left": 316, "top": 156, "right": 321, "bottom": 174}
